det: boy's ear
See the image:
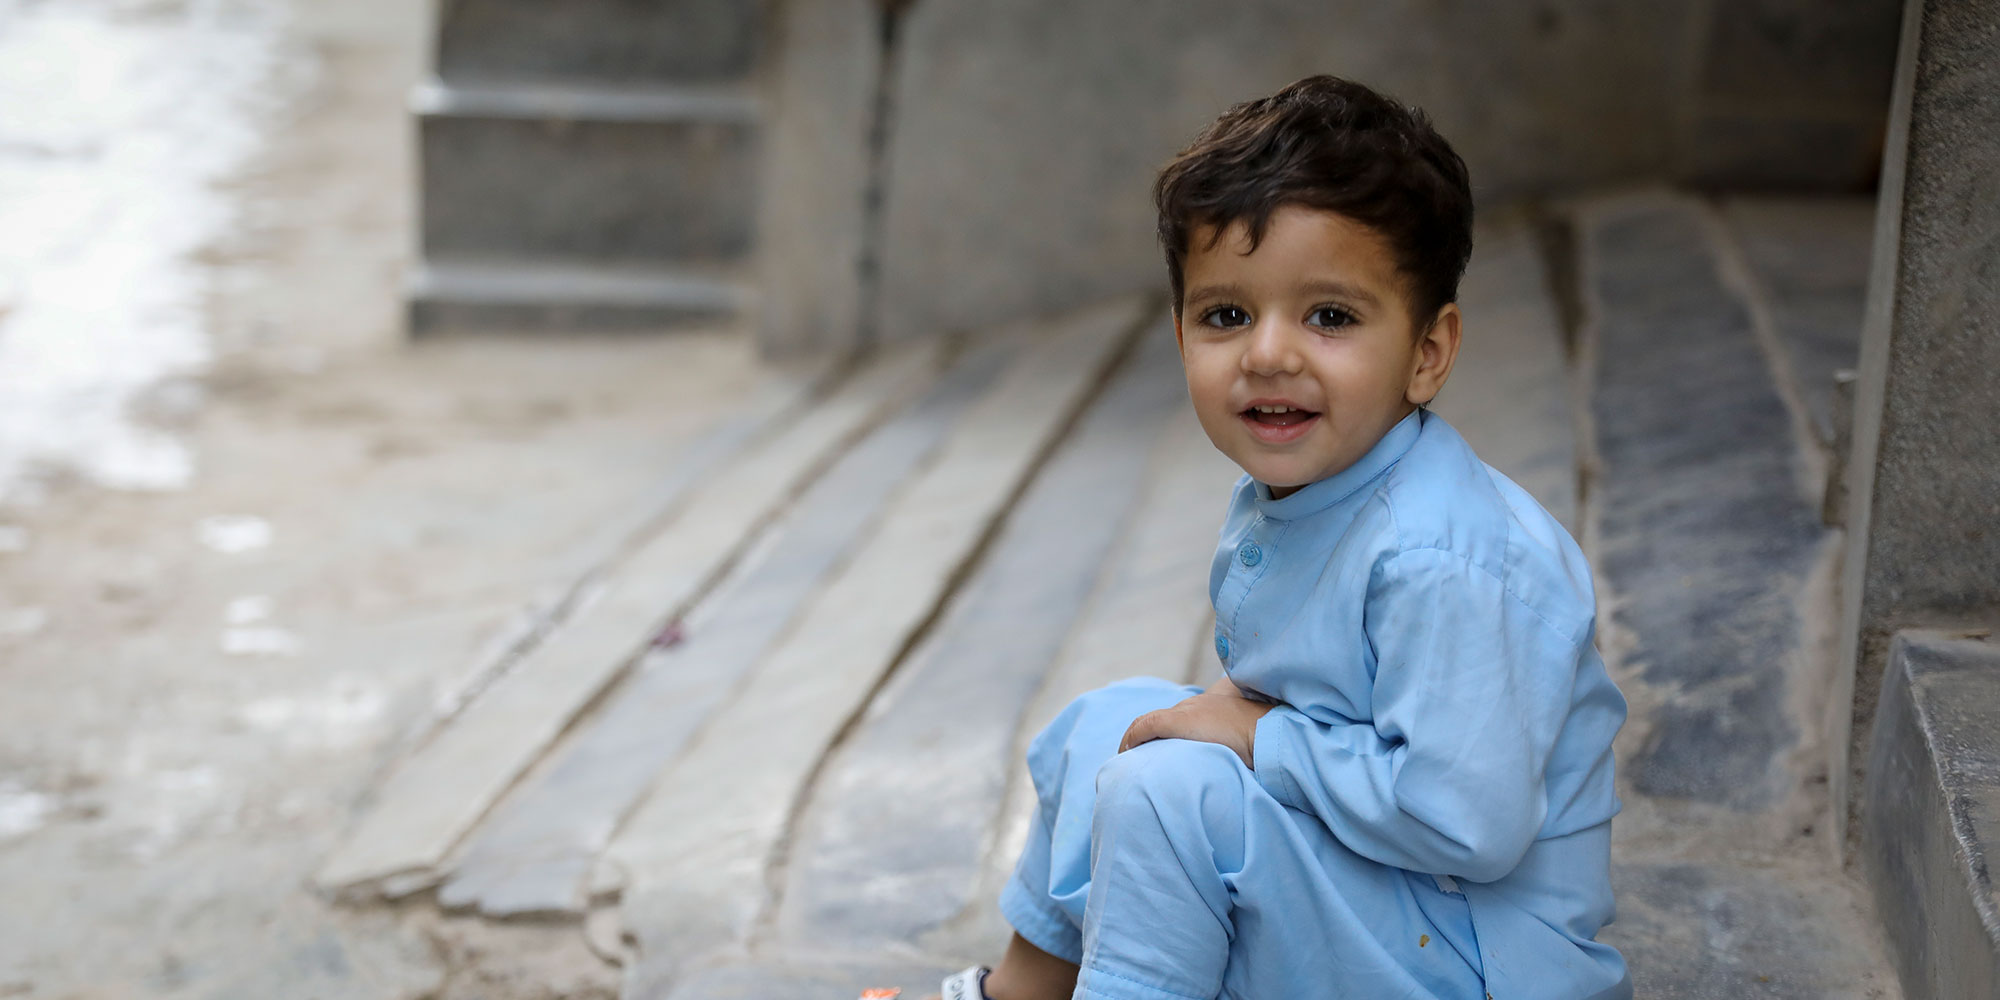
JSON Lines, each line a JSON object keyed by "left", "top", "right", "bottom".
{"left": 1406, "top": 303, "right": 1462, "bottom": 406}
{"left": 1171, "top": 306, "right": 1187, "bottom": 358}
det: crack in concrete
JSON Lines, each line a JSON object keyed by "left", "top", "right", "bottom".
{"left": 852, "top": 0, "right": 918, "bottom": 353}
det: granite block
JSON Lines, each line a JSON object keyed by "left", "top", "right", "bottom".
{"left": 1586, "top": 196, "right": 1825, "bottom": 808}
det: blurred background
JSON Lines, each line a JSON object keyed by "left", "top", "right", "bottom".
{"left": 6, "top": 0, "right": 1992, "bottom": 998}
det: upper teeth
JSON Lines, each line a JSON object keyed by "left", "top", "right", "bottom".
{"left": 1255, "top": 405, "right": 1297, "bottom": 413}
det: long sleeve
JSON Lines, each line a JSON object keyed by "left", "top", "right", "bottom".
{"left": 1249, "top": 546, "right": 1584, "bottom": 883}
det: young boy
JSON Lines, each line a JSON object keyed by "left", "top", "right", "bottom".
{"left": 935, "top": 75, "right": 1628, "bottom": 1000}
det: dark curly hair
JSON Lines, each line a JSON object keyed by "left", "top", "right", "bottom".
{"left": 1154, "top": 75, "right": 1474, "bottom": 329}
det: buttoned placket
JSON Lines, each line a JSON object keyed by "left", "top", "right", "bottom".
{"left": 1211, "top": 411, "right": 1425, "bottom": 673}
{"left": 1213, "top": 513, "right": 1285, "bottom": 670}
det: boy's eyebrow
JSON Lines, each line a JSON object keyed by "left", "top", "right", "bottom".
{"left": 1294, "top": 279, "right": 1382, "bottom": 306}
{"left": 1184, "top": 280, "right": 1383, "bottom": 307}
{"left": 1183, "top": 281, "right": 1251, "bottom": 306}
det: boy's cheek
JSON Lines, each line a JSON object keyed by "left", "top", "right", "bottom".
{"left": 1185, "top": 367, "right": 1238, "bottom": 422}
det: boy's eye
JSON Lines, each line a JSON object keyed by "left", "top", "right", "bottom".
{"left": 1307, "top": 305, "right": 1356, "bottom": 330}
{"left": 1201, "top": 305, "right": 1251, "bottom": 329}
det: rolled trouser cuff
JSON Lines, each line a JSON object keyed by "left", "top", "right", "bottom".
{"left": 998, "top": 870, "right": 1084, "bottom": 966}
{"left": 1073, "top": 965, "right": 1211, "bottom": 1000}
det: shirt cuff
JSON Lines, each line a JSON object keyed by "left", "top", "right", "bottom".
{"left": 1251, "top": 707, "right": 1311, "bottom": 813}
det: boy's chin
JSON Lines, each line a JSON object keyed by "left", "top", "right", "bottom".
{"left": 1236, "top": 460, "right": 1317, "bottom": 493}
{"left": 1210, "top": 436, "right": 1333, "bottom": 493}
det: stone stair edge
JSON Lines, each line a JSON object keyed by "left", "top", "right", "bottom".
{"left": 436, "top": 337, "right": 1025, "bottom": 919}
{"left": 409, "top": 258, "right": 749, "bottom": 308}
{"left": 311, "top": 344, "right": 952, "bottom": 893}
{"left": 772, "top": 328, "right": 1191, "bottom": 954}
{"left": 1864, "top": 628, "right": 2000, "bottom": 999}
{"left": 412, "top": 77, "right": 761, "bottom": 124}
{"left": 605, "top": 298, "right": 1152, "bottom": 988}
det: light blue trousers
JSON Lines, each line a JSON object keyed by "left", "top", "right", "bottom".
{"left": 1000, "top": 677, "right": 1489, "bottom": 1000}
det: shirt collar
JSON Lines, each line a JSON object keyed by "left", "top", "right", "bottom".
{"left": 1252, "top": 408, "right": 1426, "bottom": 520}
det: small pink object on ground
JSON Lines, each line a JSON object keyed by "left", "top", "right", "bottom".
{"left": 651, "top": 620, "right": 686, "bottom": 648}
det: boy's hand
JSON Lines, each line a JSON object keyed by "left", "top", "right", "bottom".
{"left": 1118, "top": 679, "right": 1276, "bottom": 769}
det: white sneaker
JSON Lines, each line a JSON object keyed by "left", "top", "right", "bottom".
{"left": 939, "top": 966, "right": 993, "bottom": 1000}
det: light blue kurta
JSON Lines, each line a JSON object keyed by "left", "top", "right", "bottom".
{"left": 1000, "top": 409, "right": 1630, "bottom": 1000}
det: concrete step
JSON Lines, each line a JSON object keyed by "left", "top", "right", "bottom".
{"left": 1865, "top": 630, "right": 2000, "bottom": 1000}
{"left": 332, "top": 198, "right": 1915, "bottom": 996}
{"left": 943, "top": 410, "right": 1234, "bottom": 957}
{"left": 435, "top": 0, "right": 762, "bottom": 87}
{"left": 1579, "top": 192, "right": 1828, "bottom": 810}
{"left": 416, "top": 81, "right": 757, "bottom": 266}
{"left": 776, "top": 329, "right": 1191, "bottom": 955}
{"left": 1430, "top": 219, "right": 1579, "bottom": 532}
{"left": 602, "top": 299, "right": 1145, "bottom": 995}
{"left": 1606, "top": 861, "right": 1899, "bottom": 999}
{"left": 434, "top": 336, "right": 1021, "bottom": 918}
{"left": 1574, "top": 192, "right": 1901, "bottom": 997}
{"left": 409, "top": 258, "right": 745, "bottom": 333}
{"left": 1716, "top": 199, "right": 1876, "bottom": 450}
{"left": 314, "top": 345, "right": 947, "bottom": 894}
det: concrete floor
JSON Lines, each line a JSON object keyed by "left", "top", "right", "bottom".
{"left": 0, "top": 1, "right": 764, "bottom": 997}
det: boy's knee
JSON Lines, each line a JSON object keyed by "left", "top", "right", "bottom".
{"left": 1075, "top": 676, "right": 1194, "bottom": 722}
{"left": 1093, "top": 739, "right": 1247, "bottom": 839}
{"left": 1029, "top": 677, "right": 1196, "bottom": 772}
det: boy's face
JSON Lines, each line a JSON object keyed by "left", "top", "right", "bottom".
{"left": 1174, "top": 205, "right": 1460, "bottom": 498}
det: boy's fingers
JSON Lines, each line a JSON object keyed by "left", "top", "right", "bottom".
{"left": 1118, "top": 710, "right": 1163, "bottom": 753}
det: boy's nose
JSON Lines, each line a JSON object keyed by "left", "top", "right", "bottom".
{"left": 1241, "top": 319, "right": 1304, "bottom": 377}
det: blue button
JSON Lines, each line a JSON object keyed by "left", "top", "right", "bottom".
{"left": 1214, "top": 632, "right": 1231, "bottom": 660}
{"left": 1238, "top": 541, "right": 1263, "bottom": 567}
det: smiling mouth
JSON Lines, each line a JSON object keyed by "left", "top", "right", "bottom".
{"left": 1241, "top": 404, "right": 1320, "bottom": 427}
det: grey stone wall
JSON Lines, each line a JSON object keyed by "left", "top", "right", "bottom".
{"left": 754, "top": 0, "right": 882, "bottom": 356}
{"left": 1835, "top": 0, "right": 2000, "bottom": 844}
{"left": 1687, "top": 0, "right": 1903, "bottom": 189}
{"left": 820, "top": 0, "right": 1901, "bottom": 347}
{"left": 435, "top": 0, "right": 761, "bottom": 85}
{"left": 871, "top": 0, "right": 1455, "bottom": 345}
